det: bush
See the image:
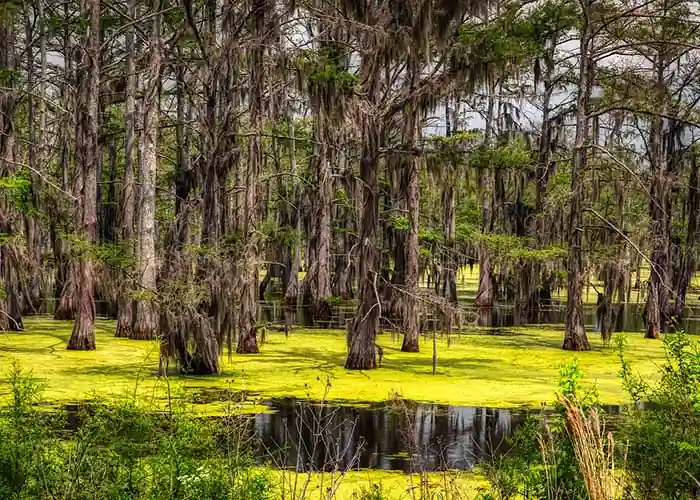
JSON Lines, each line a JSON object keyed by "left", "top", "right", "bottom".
{"left": 478, "top": 360, "right": 597, "bottom": 500}
{"left": 0, "top": 361, "right": 273, "bottom": 500}
{"left": 618, "top": 333, "right": 700, "bottom": 499}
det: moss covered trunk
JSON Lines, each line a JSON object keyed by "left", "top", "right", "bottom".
{"left": 401, "top": 90, "right": 420, "bottom": 353}
{"left": 346, "top": 146, "right": 379, "bottom": 370}
{"left": 563, "top": 8, "right": 592, "bottom": 352}
{"left": 68, "top": 0, "right": 100, "bottom": 351}
{"left": 302, "top": 117, "right": 333, "bottom": 320}
{"left": 237, "top": 0, "right": 265, "bottom": 354}
{"left": 115, "top": 0, "right": 137, "bottom": 338}
{"left": 644, "top": 52, "right": 671, "bottom": 339}
{"left": 131, "top": 9, "right": 161, "bottom": 341}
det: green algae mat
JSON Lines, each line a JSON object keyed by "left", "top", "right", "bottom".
{"left": 0, "top": 317, "right": 666, "bottom": 411}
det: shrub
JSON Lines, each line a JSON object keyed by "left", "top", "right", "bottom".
{"left": 0, "top": 361, "right": 273, "bottom": 500}
{"left": 478, "top": 360, "right": 599, "bottom": 500}
{"left": 618, "top": 333, "right": 700, "bottom": 499}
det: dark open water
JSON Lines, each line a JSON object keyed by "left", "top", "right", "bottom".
{"left": 57, "top": 397, "right": 624, "bottom": 472}
{"left": 257, "top": 300, "right": 700, "bottom": 334}
{"left": 252, "top": 397, "right": 623, "bottom": 472}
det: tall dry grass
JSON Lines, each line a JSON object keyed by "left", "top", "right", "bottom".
{"left": 559, "top": 396, "right": 621, "bottom": 500}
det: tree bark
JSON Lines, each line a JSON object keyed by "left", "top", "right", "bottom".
{"left": 475, "top": 86, "right": 496, "bottom": 308}
{"left": 53, "top": 33, "right": 71, "bottom": 305}
{"left": 673, "top": 155, "right": 699, "bottom": 318}
{"left": 68, "top": 0, "right": 100, "bottom": 351}
{"left": 401, "top": 80, "right": 420, "bottom": 353}
{"left": 644, "top": 49, "right": 671, "bottom": 339}
{"left": 302, "top": 97, "right": 333, "bottom": 319}
{"left": 53, "top": 0, "right": 74, "bottom": 320}
{"left": 237, "top": 0, "right": 266, "bottom": 354}
{"left": 115, "top": 0, "right": 137, "bottom": 338}
{"left": 442, "top": 179, "right": 457, "bottom": 304}
{"left": 131, "top": 7, "right": 161, "bottom": 340}
{"left": 563, "top": 2, "right": 592, "bottom": 351}
{"left": 174, "top": 64, "right": 193, "bottom": 248}
{"left": 401, "top": 152, "right": 420, "bottom": 352}
{"left": 0, "top": 14, "right": 22, "bottom": 331}
{"left": 283, "top": 119, "right": 301, "bottom": 304}
{"left": 346, "top": 131, "right": 379, "bottom": 369}
{"left": 23, "top": 3, "right": 43, "bottom": 315}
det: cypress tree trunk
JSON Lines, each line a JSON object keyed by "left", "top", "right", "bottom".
{"left": 174, "top": 65, "right": 193, "bottom": 248}
{"left": 563, "top": 2, "right": 592, "bottom": 351}
{"left": 283, "top": 119, "right": 301, "bottom": 303}
{"left": 55, "top": 141, "right": 81, "bottom": 321}
{"left": 53, "top": 45, "right": 71, "bottom": 307}
{"left": 23, "top": 5, "right": 43, "bottom": 315}
{"left": 644, "top": 51, "right": 671, "bottom": 340}
{"left": 131, "top": 6, "right": 161, "bottom": 340}
{"left": 442, "top": 180, "right": 457, "bottom": 304}
{"left": 673, "top": 156, "right": 699, "bottom": 318}
{"left": 402, "top": 152, "right": 420, "bottom": 352}
{"left": 115, "top": 0, "right": 137, "bottom": 337}
{"left": 104, "top": 138, "right": 117, "bottom": 243}
{"left": 237, "top": 0, "right": 266, "bottom": 354}
{"left": 346, "top": 132, "right": 379, "bottom": 370}
{"left": 475, "top": 86, "right": 496, "bottom": 308}
{"left": 401, "top": 83, "right": 420, "bottom": 353}
{"left": 68, "top": 0, "right": 100, "bottom": 351}
{"left": 0, "top": 15, "right": 22, "bottom": 331}
{"left": 302, "top": 115, "right": 332, "bottom": 319}
{"left": 645, "top": 172, "right": 669, "bottom": 339}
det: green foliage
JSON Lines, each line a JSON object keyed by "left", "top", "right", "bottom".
{"left": 419, "top": 229, "right": 440, "bottom": 243}
{"left": 469, "top": 140, "right": 533, "bottom": 171}
{"left": 295, "top": 48, "right": 357, "bottom": 92}
{"left": 390, "top": 216, "right": 409, "bottom": 231}
{"left": 355, "top": 483, "right": 386, "bottom": 500}
{"left": 0, "top": 172, "right": 36, "bottom": 216}
{"left": 427, "top": 130, "right": 482, "bottom": 163}
{"left": 524, "top": 0, "right": 579, "bottom": 41}
{"left": 479, "top": 361, "right": 596, "bottom": 500}
{"left": 93, "top": 242, "right": 135, "bottom": 269}
{"left": 0, "top": 362, "right": 46, "bottom": 499}
{"left": 556, "top": 359, "right": 599, "bottom": 409}
{"left": 0, "top": 362, "right": 274, "bottom": 500}
{"left": 324, "top": 296, "right": 341, "bottom": 307}
{"left": 618, "top": 333, "right": 700, "bottom": 499}
{"left": 458, "top": 6, "right": 550, "bottom": 68}
{"left": 0, "top": 67, "right": 21, "bottom": 87}
{"left": 473, "top": 233, "right": 566, "bottom": 262}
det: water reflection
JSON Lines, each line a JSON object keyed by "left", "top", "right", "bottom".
{"left": 253, "top": 398, "right": 622, "bottom": 472}
{"left": 258, "top": 301, "right": 700, "bottom": 334}
{"left": 469, "top": 302, "right": 700, "bottom": 333}
{"left": 53, "top": 398, "right": 624, "bottom": 472}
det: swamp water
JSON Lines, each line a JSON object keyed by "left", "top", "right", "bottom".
{"left": 58, "top": 398, "right": 623, "bottom": 472}
{"left": 35, "top": 291, "right": 651, "bottom": 473}
{"left": 257, "top": 301, "right": 700, "bottom": 334}
{"left": 252, "top": 398, "right": 624, "bottom": 472}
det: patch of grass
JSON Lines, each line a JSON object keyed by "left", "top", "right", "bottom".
{"left": 0, "top": 318, "right": 665, "bottom": 411}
